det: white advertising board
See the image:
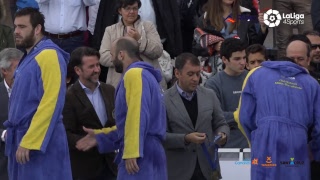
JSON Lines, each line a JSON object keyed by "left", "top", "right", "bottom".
{"left": 219, "top": 148, "right": 251, "bottom": 180}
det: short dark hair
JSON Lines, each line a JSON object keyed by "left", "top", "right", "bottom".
{"left": 175, "top": 53, "right": 200, "bottom": 70}
{"left": 220, "top": 38, "right": 246, "bottom": 60}
{"left": 70, "top": 47, "right": 100, "bottom": 68}
{"left": 15, "top": 7, "right": 45, "bottom": 34}
{"left": 245, "top": 44, "right": 266, "bottom": 62}
{"left": 286, "top": 34, "right": 311, "bottom": 57}
{"left": 116, "top": 0, "right": 141, "bottom": 13}
{"left": 303, "top": 30, "right": 320, "bottom": 37}
{"left": 115, "top": 38, "right": 140, "bottom": 59}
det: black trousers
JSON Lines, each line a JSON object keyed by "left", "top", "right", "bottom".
{"left": 311, "top": 161, "right": 320, "bottom": 180}
{"left": 73, "top": 165, "right": 116, "bottom": 180}
{"left": 191, "top": 161, "right": 206, "bottom": 180}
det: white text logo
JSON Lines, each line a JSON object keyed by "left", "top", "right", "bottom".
{"left": 264, "top": 9, "right": 304, "bottom": 27}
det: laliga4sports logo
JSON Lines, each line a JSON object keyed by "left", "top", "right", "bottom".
{"left": 263, "top": 9, "right": 304, "bottom": 27}
{"left": 263, "top": 9, "right": 281, "bottom": 27}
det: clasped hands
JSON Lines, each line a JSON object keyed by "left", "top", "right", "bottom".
{"left": 76, "top": 127, "right": 139, "bottom": 175}
{"left": 75, "top": 127, "right": 97, "bottom": 151}
{"left": 184, "top": 132, "right": 227, "bottom": 146}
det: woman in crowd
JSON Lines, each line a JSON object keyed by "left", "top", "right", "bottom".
{"left": 199, "top": 0, "right": 267, "bottom": 46}
{"left": 193, "top": 0, "right": 267, "bottom": 75}
{"left": 99, "top": 0, "right": 166, "bottom": 89}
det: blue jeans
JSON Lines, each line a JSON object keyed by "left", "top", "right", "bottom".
{"left": 48, "top": 32, "right": 85, "bottom": 54}
{"left": 48, "top": 33, "right": 85, "bottom": 87}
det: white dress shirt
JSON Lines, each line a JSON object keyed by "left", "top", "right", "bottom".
{"left": 139, "top": 0, "right": 157, "bottom": 27}
{"left": 36, "top": 0, "right": 96, "bottom": 34}
{"left": 1, "top": 79, "right": 11, "bottom": 142}
{"left": 3, "top": 79, "right": 12, "bottom": 98}
{"left": 1, "top": 131, "right": 5, "bottom": 142}
{"left": 79, "top": 81, "right": 108, "bottom": 126}
{"left": 88, "top": 0, "right": 101, "bottom": 35}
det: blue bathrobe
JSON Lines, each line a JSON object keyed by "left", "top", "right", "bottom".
{"left": 4, "top": 38, "right": 72, "bottom": 180}
{"left": 95, "top": 62, "right": 167, "bottom": 180}
{"left": 236, "top": 61, "right": 320, "bottom": 180}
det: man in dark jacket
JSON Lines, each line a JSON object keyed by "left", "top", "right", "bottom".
{"left": 178, "top": 0, "right": 207, "bottom": 52}
{"left": 304, "top": 31, "right": 320, "bottom": 84}
{"left": 312, "top": 0, "right": 320, "bottom": 33}
{"left": 63, "top": 47, "right": 117, "bottom": 180}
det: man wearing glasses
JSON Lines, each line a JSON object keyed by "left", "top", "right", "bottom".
{"left": 304, "top": 31, "right": 320, "bottom": 84}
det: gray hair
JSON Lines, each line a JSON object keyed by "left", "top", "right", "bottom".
{"left": 0, "top": 48, "right": 24, "bottom": 77}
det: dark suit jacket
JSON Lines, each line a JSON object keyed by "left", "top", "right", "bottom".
{"left": 0, "top": 81, "right": 9, "bottom": 180}
{"left": 62, "top": 81, "right": 117, "bottom": 179}
{"left": 312, "top": 0, "right": 320, "bottom": 33}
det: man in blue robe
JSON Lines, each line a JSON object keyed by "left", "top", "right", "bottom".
{"left": 235, "top": 60, "right": 320, "bottom": 180}
{"left": 76, "top": 36, "right": 167, "bottom": 180}
{"left": 4, "top": 8, "right": 72, "bottom": 180}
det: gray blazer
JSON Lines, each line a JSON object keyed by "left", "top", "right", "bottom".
{"left": 0, "top": 81, "right": 9, "bottom": 180}
{"left": 163, "top": 85, "right": 230, "bottom": 180}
